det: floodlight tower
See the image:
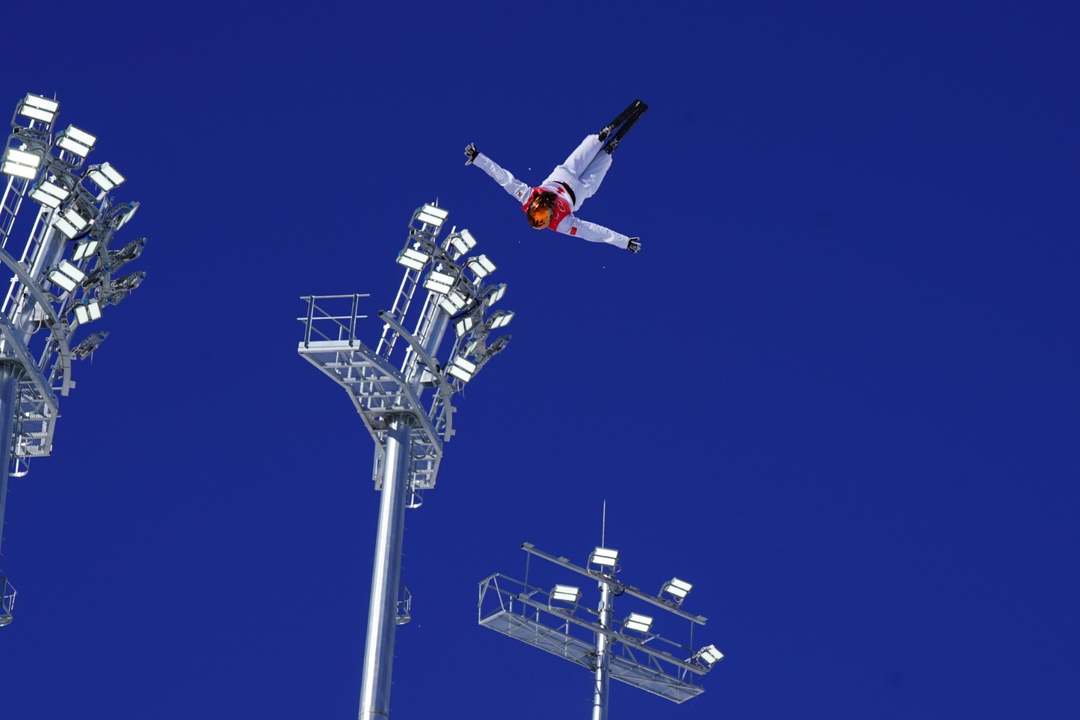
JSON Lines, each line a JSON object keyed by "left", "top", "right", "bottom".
{"left": 0, "top": 93, "right": 148, "bottom": 628}
{"left": 479, "top": 540, "right": 724, "bottom": 718}
{"left": 297, "top": 203, "right": 513, "bottom": 720}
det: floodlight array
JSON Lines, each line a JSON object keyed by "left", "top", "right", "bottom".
{"left": 0, "top": 91, "right": 150, "bottom": 628}
{"left": 480, "top": 541, "right": 725, "bottom": 712}
{"left": 298, "top": 201, "right": 515, "bottom": 720}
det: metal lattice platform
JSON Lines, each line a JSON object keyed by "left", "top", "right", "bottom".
{"left": 478, "top": 574, "right": 707, "bottom": 704}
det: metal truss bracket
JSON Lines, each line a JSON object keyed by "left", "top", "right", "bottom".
{"left": 0, "top": 314, "right": 57, "bottom": 414}
{"left": 0, "top": 245, "right": 73, "bottom": 394}
{"left": 376, "top": 310, "right": 456, "bottom": 441}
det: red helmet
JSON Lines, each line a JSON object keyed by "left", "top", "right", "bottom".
{"left": 526, "top": 192, "right": 556, "bottom": 229}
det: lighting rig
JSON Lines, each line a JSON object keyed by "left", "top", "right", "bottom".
{"left": 0, "top": 93, "right": 148, "bottom": 628}
{"left": 479, "top": 539, "right": 724, "bottom": 719}
{"left": 298, "top": 203, "right": 513, "bottom": 719}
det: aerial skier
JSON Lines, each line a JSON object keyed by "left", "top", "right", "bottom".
{"left": 464, "top": 99, "right": 648, "bottom": 254}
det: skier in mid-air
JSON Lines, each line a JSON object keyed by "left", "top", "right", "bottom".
{"left": 464, "top": 99, "right": 648, "bottom": 254}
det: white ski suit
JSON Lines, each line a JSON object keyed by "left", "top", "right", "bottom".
{"left": 471, "top": 134, "right": 632, "bottom": 250}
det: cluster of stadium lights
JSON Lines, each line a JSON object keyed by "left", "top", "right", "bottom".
{"left": 395, "top": 204, "right": 513, "bottom": 386}
{"left": 1, "top": 93, "right": 145, "bottom": 336}
{"left": 0, "top": 91, "right": 147, "bottom": 628}
{"left": 534, "top": 545, "right": 727, "bottom": 669}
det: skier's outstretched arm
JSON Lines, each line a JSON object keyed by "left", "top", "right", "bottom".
{"left": 465, "top": 143, "right": 531, "bottom": 203}
{"left": 556, "top": 216, "right": 640, "bottom": 253}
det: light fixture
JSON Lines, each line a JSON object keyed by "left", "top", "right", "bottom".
{"left": 86, "top": 162, "right": 124, "bottom": 192}
{"left": 72, "top": 239, "right": 99, "bottom": 261}
{"left": 2, "top": 147, "right": 42, "bottom": 179}
{"left": 423, "top": 269, "right": 456, "bottom": 294}
{"left": 54, "top": 205, "right": 93, "bottom": 239}
{"left": 449, "top": 228, "right": 477, "bottom": 256}
{"left": 466, "top": 254, "right": 495, "bottom": 279}
{"left": 48, "top": 260, "right": 85, "bottom": 293}
{"left": 661, "top": 577, "right": 693, "bottom": 602}
{"left": 56, "top": 125, "right": 96, "bottom": 157}
{"left": 589, "top": 547, "right": 619, "bottom": 568}
{"left": 396, "top": 246, "right": 429, "bottom": 271}
{"left": 695, "top": 644, "right": 724, "bottom": 666}
{"left": 108, "top": 237, "right": 145, "bottom": 267}
{"left": 114, "top": 202, "right": 138, "bottom": 229}
{"left": 486, "top": 283, "right": 507, "bottom": 306}
{"left": 18, "top": 93, "right": 58, "bottom": 124}
{"left": 438, "top": 289, "right": 471, "bottom": 315}
{"left": 114, "top": 271, "right": 145, "bottom": 291}
{"left": 488, "top": 310, "right": 513, "bottom": 330}
{"left": 416, "top": 203, "right": 447, "bottom": 227}
{"left": 550, "top": 584, "right": 581, "bottom": 604}
{"left": 447, "top": 355, "right": 476, "bottom": 383}
{"left": 455, "top": 315, "right": 474, "bottom": 337}
{"left": 73, "top": 300, "right": 101, "bottom": 324}
{"left": 623, "top": 612, "right": 653, "bottom": 634}
{"left": 29, "top": 178, "right": 70, "bottom": 208}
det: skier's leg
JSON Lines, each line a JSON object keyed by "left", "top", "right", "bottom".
{"left": 576, "top": 151, "right": 614, "bottom": 204}
{"left": 551, "top": 134, "right": 605, "bottom": 180}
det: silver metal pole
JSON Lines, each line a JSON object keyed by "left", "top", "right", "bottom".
{"left": 0, "top": 362, "right": 23, "bottom": 556}
{"left": 592, "top": 579, "right": 613, "bottom": 720}
{"left": 358, "top": 418, "right": 411, "bottom": 720}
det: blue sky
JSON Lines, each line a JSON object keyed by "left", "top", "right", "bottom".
{"left": 0, "top": 2, "right": 1077, "bottom": 718}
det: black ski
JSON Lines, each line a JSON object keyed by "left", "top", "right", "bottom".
{"left": 599, "top": 99, "right": 645, "bottom": 140}
{"left": 603, "top": 102, "right": 648, "bottom": 154}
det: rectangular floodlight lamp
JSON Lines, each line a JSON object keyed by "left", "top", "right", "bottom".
{"left": 56, "top": 127, "right": 96, "bottom": 158}
{"left": 30, "top": 179, "right": 70, "bottom": 208}
{"left": 455, "top": 315, "right": 474, "bottom": 337}
{"left": 449, "top": 229, "right": 477, "bottom": 256}
{"left": 448, "top": 355, "right": 476, "bottom": 382}
{"left": 87, "top": 162, "right": 124, "bottom": 191}
{"left": 72, "top": 240, "right": 99, "bottom": 261}
{"left": 116, "top": 203, "right": 138, "bottom": 229}
{"left": 662, "top": 578, "right": 693, "bottom": 600}
{"left": 396, "top": 247, "right": 429, "bottom": 271}
{"left": 57, "top": 125, "right": 96, "bottom": 157}
{"left": 48, "top": 269, "right": 77, "bottom": 293}
{"left": 424, "top": 270, "right": 456, "bottom": 294}
{"left": 551, "top": 585, "right": 581, "bottom": 604}
{"left": 88, "top": 299, "right": 102, "bottom": 320}
{"left": 590, "top": 547, "right": 619, "bottom": 567}
{"left": 73, "top": 304, "right": 89, "bottom": 325}
{"left": 58, "top": 260, "right": 86, "bottom": 283}
{"left": 421, "top": 204, "right": 448, "bottom": 220}
{"left": 55, "top": 207, "right": 91, "bottom": 239}
{"left": 2, "top": 147, "right": 42, "bottom": 179}
{"left": 438, "top": 289, "right": 470, "bottom": 315}
{"left": 488, "top": 310, "right": 513, "bottom": 330}
{"left": 624, "top": 613, "right": 654, "bottom": 634}
{"left": 416, "top": 207, "right": 445, "bottom": 226}
{"left": 466, "top": 254, "right": 495, "bottom": 279}
{"left": 486, "top": 283, "right": 506, "bottom": 307}
{"left": 697, "top": 644, "right": 724, "bottom": 666}
{"left": 19, "top": 94, "right": 58, "bottom": 123}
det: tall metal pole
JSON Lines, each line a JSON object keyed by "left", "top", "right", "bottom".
{"left": 0, "top": 362, "right": 21, "bottom": 556}
{"left": 358, "top": 418, "right": 411, "bottom": 720}
{"left": 592, "top": 579, "right": 613, "bottom": 720}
